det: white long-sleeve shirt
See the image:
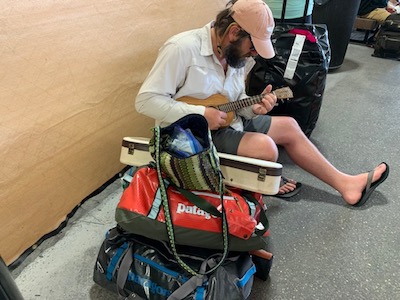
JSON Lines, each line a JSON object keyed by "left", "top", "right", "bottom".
{"left": 135, "top": 22, "right": 257, "bottom": 131}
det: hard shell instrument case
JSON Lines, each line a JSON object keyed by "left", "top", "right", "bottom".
{"left": 120, "top": 137, "right": 282, "bottom": 195}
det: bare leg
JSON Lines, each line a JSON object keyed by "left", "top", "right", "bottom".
{"left": 236, "top": 132, "right": 278, "bottom": 161}
{"left": 241, "top": 116, "right": 387, "bottom": 205}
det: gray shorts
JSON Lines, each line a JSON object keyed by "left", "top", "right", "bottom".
{"left": 211, "top": 115, "right": 272, "bottom": 154}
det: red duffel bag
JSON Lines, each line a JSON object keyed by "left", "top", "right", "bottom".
{"left": 115, "top": 165, "right": 270, "bottom": 252}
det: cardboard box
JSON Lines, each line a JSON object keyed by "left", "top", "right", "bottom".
{"left": 0, "top": 0, "right": 226, "bottom": 265}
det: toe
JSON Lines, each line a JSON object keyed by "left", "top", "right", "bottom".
{"left": 278, "top": 179, "right": 297, "bottom": 194}
{"left": 371, "top": 163, "right": 388, "bottom": 185}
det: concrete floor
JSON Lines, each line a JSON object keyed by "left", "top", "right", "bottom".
{"left": 11, "top": 43, "right": 400, "bottom": 300}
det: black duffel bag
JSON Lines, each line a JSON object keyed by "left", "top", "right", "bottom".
{"left": 93, "top": 226, "right": 257, "bottom": 300}
{"left": 246, "top": 22, "right": 330, "bottom": 137}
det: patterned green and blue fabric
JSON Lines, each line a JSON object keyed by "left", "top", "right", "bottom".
{"left": 149, "top": 114, "right": 223, "bottom": 192}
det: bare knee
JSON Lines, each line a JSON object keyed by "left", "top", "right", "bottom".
{"left": 281, "top": 116, "right": 302, "bottom": 132}
{"left": 237, "top": 133, "right": 279, "bottom": 162}
{"left": 269, "top": 116, "right": 305, "bottom": 145}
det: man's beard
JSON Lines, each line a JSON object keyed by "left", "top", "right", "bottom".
{"left": 223, "top": 39, "right": 247, "bottom": 69}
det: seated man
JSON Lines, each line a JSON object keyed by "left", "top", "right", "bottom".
{"left": 358, "top": 0, "right": 399, "bottom": 24}
{"left": 135, "top": 0, "right": 389, "bottom": 206}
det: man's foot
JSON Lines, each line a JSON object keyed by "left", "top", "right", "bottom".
{"left": 344, "top": 163, "right": 389, "bottom": 206}
{"left": 273, "top": 176, "right": 302, "bottom": 199}
{"left": 352, "top": 162, "right": 389, "bottom": 207}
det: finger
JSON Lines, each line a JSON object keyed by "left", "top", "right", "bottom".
{"left": 263, "top": 97, "right": 275, "bottom": 107}
{"left": 268, "top": 93, "right": 277, "bottom": 102}
{"left": 253, "top": 102, "right": 268, "bottom": 115}
{"left": 262, "top": 84, "right": 273, "bottom": 95}
{"left": 262, "top": 91, "right": 276, "bottom": 103}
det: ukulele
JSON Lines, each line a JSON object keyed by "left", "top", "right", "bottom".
{"left": 177, "top": 87, "right": 293, "bottom": 127}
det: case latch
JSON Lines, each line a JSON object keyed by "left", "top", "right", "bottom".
{"left": 257, "top": 168, "right": 267, "bottom": 182}
{"left": 128, "top": 143, "right": 135, "bottom": 155}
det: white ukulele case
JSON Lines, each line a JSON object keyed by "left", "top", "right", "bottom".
{"left": 120, "top": 137, "right": 282, "bottom": 195}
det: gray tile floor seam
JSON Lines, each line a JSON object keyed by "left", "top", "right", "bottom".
{"left": 12, "top": 43, "right": 400, "bottom": 300}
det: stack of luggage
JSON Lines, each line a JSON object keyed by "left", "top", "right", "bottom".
{"left": 92, "top": 114, "right": 281, "bottom": 299}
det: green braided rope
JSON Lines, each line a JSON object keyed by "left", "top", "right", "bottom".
{"left": 154, "top": 125, "right": 229, "bottom": 277}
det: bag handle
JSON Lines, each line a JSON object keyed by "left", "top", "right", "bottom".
{"left": 280, "top": 0, "right": 311, "bottom": 24}
{"left": 174, "top": 185, "right": 222, "bottom": 217}
{"left": 153, "top": 125, "right": 229, "bottom": 277}
{"left": 168, "top": 254, "right": 249, "bottom": 300}
{"left": 167, "top": 257, "right": 213, "bottom": 300}
{"left": 241, "top": 192, "right": 269, "bottom": 236}
{"left": 116, "top": 243, "right": 146, "bottom": 300}
{"left": 177, "top": 185, "right": 269, "bottom": 237}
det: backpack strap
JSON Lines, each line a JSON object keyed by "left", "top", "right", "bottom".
{"left": 302, "top": 0, "right": 310, "bottom": 24}
{"left": 280, "top": 0, "right": 311, "bottom": 24}
{"left": 280, "top": 0, "right": 287, "bottom": 23}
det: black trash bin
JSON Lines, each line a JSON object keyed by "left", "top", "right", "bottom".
{"left": 313, "top": 0, "right": 361, "bottom": 70}
{"left": 0, "top": 257, "right": 24, "bottom": 300}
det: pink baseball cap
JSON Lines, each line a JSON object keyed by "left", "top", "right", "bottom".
{"left": 230, "top": 0, "right": 275, "bottom": 59}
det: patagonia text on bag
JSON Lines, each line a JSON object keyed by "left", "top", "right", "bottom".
{"left": 115, "top": 165, "right": 270, "bottom": 252}
{"left": 149, "top": 114, "right": 223, "bottom": 192}
{"left": 93, "top": 226, "right": 256, "bottom": 300}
